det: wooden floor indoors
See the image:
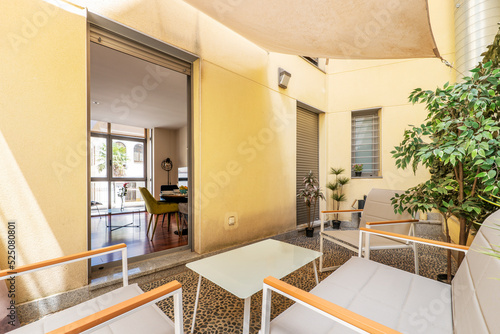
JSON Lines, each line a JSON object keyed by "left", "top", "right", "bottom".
{"left": 90, "top": 211, "right": 188, "bottom": 266}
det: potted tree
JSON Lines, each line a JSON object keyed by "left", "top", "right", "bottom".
{"left": 353, "top": 164, "right": 363, "bottom": 177}
{"left": 391, "top": 59, "right": 500, "bottom": 280}
{"left": 326, "top": 167, "right": 350, "bottom": 229}
{"left": 297, "top": 171, "right": 325, "bottom": 237}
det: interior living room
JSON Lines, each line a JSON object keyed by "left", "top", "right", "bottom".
{"left": 1, "top": 0, "right": 500, "bottom": 333}
{"left": 89, "top": 41, "right": 190, "bottom": 266}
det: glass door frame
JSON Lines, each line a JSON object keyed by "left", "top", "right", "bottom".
{"left": 87, "top": 13, "right": 197, "bottom": 273}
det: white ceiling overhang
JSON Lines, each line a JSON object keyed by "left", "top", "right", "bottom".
{"left": 182, "top": 0, "right": 440, "bottom": 59}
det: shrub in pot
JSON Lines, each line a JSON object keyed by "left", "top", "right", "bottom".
{"left": 297, "top": 171, "right": 325, "bottom": 237}
{"left": 326, "top": 167, "right": 350, "bottom": 229}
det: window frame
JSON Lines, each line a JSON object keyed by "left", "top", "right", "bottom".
{"left": 351, "top": 108, "right": 381, "bottom": 178}
{"left": 133, "top": 143, "right": 144, "bottom": 163}
{"left": 90, "top": 124, "right": 148, "bottom": 210}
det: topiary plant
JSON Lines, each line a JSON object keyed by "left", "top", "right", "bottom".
{"left": 326, "top": 167, "right": 350, "bottom": 223}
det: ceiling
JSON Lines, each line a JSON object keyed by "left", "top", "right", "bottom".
{"left": 90, "top": 42, "right": 188, "bottom": 129}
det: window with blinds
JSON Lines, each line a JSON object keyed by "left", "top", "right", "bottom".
{"left": 351, "top": 109, "right": 380, "bottom": 178}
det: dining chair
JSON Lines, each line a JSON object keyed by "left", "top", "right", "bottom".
{"left": 160, "top": 184, "right": 180, "bottom": 229}
{"left": 139, "top": 187, "right": 180, "bottom": 240}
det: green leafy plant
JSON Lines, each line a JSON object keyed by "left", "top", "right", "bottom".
{"left": 391, "top": 60, "right": 500, "bottom": 266}
{"left": 326, "top": 167, "right": 350, "bottom": 221}
{"left": 352, "top": 164, "right": 363, "bottom": 172}
{"left": 297, "top": 171, "right": 325, "bottom": 229}
{"left": 98, "top": 142, "right": 128, "bottom": 177}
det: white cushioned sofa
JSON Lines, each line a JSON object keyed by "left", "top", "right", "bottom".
{"left": 261, "top": 210, "right": 500, "bottom": 333}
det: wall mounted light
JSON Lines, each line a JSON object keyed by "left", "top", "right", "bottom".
{"left": 278, "top": 67, "right": 291, "bottom": 89}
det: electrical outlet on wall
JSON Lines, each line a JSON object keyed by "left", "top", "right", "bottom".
{"left": 224, "top": 212, "right": 238, "bottom": 230}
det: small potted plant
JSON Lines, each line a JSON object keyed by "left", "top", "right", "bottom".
{"left": 297, "top": 171, "right": 325, "bottom": 237}
{"left": 326, "top": 167, "right": 350, "bottom": 229}
{"left": 353, "top": 164, "right": 363, "bottom": 177}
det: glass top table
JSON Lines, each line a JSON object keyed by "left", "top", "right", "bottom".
{"left": 186, "top": 239, "right": 322, "bottom": 334}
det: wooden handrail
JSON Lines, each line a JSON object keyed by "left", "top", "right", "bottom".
{"left": 0, "top": 244, "right": 127, "bottom": 278}
{"left": 47, "top": 280, "right": 182, "bottom": 334}
{"left": 264, "top": 276, "right": 401, "bottom": 334}
{"left": 359, "top": 228, "right": 469, "bottom": 251}
{"left": 366, "top": 219, "right": 419, "bottom": 226}
{"left": 321, "top": 209, "right": 363, "bottom": 214}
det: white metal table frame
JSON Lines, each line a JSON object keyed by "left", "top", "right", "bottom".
{"left": 186, "top": 239, "right": 321, "bottom": 334}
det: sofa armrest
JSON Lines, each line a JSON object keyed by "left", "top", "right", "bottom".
{"left": 261, "top": 276, "right": 401, "bottom": 334}
{"left": 47, "top": 280, "right": 184, "bottom": 334}
{"left": 359, "top": 228, "right": 469, "bottom": 252}
{"left": 366, "top": 219, "right": 419, "bottom": 226}
{"left": 0, "top": 244, "right": 129, "bottom": 286}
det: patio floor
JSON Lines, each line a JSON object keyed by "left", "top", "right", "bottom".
{"left": 142, "top": 223, "right": 456, "bottom": 333}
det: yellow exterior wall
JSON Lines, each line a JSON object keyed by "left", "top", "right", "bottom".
{"left": 0, "top": 0, "right": 87, "bottom": 302}
{"left": 77, "top": 0, "right": 327, "bottom": 253}
{"left": 322, "top": 0, "right": 457, "bottom": 218}
{"left": 1, "top": 0, "right": 459, "bottom": 303}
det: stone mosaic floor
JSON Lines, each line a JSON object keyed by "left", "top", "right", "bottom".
{"left": 141, "top": 224, "right": 457, "bottom": 334}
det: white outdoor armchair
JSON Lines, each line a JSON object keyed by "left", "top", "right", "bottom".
{"left": 0, "top": 244, "right": 184, "bottom": 334}
{"left": 320, "top": 188, "right": 419, "bottom": 273}
{"left": 260, "top": 209, "right": 500, "bottom": 333}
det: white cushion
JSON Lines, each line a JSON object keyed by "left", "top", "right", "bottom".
{"left": 270, "top": 257, "right": 452, "bottom": 334}
{"left": 12, "top": 284, "right": 175, "bottom": 334}
{"left": 452, "top": 211, "right": 500, "bottom": 333}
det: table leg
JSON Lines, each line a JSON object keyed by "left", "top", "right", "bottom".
{"left": 243, "top": 296, "right": 251, "bottom": 334}
{"left": 313, "top": 259, "right": 319, "bottom": 285}
{"left": 191, "top": 275, "right": 203, "bottom": 334}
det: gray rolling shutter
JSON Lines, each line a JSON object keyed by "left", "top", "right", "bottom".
{"left": 296, "top": 106, "right": 319, "bottom": 226}
{"left": 89, "top": 25, "right": 191, "bottom": 75}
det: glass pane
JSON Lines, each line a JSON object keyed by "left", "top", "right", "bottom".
{"left": 111, "top": 123, "right": 145, "bottom": 138}
{"left": 91, "top": 181, "right": 108, "bottom": 215}
{"left": 91, "top": 136, "right": 107, "bottom": 178}
{"left": 112, "top": 139, "right": 145, "bottom": 178}
{"left": 90, "top": 120, "right": 108, "bottom": 133}
{"left": 111, "top": 181, "right": 145, "bottom": 209}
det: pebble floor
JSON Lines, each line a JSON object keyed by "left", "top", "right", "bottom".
{"left": 141, "top": 224, "right": 456, "bottom": 334}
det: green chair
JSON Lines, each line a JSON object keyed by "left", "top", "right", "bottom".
{"left": 139, "top": 187, "right": 180, "bottom": 241}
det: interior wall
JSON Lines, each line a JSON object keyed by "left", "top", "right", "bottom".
{"left": 177, "top": 126, "right": 188, "bottom": 168}
{"left": 323, "top": 0, "right": 457, "bottom": 220}
{"left": 152, "top": 127, "right": 178, "bottom": 199}
{"left": 0, "top": 0, "right": 87, "bottom": 302}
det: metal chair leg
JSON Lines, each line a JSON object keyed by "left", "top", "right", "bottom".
{"left": 413, "top": 243, "right": 419, "bottom": 275}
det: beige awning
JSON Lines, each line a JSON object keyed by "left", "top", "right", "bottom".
{"left": 182, "top": 0, "right": 440, "bottom": 59}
